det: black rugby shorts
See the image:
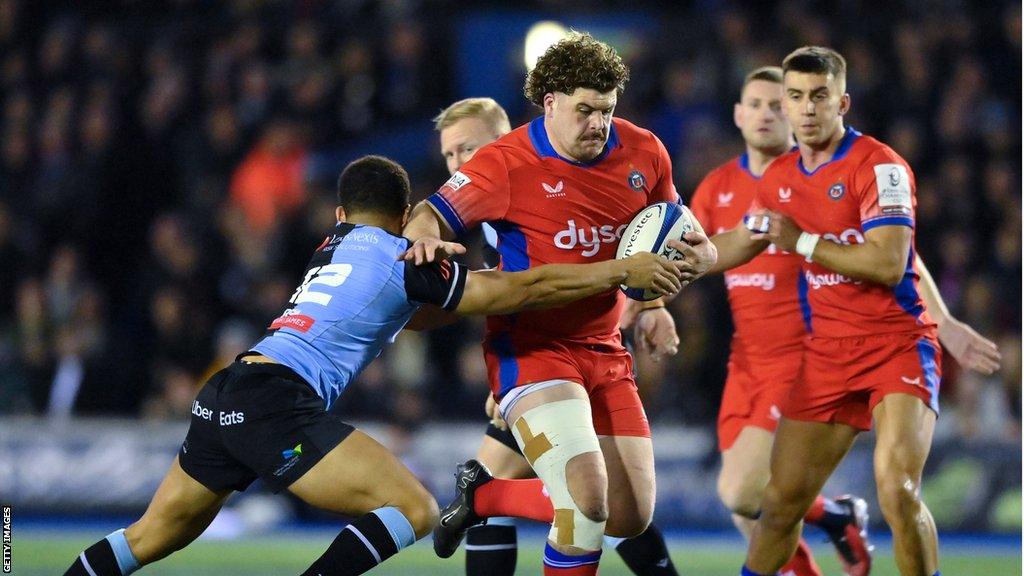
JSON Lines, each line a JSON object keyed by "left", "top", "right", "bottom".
{"left": 178, "top": 361, "right": 354, "bottom": 493}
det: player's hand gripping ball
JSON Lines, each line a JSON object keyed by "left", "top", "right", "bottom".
{"left": 615, "top": 202, "right": 697, "bottom": 301}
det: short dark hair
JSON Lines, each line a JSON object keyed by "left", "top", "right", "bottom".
{"left": 336, "top": 155, "right": 410, "bottom": 216}
{"left": 782, "top": 46, "right": 847, "bottom": 89}
{"left": 523, "top": 31, "right": 629, "bottom": 107}
{"left": 743, "top": 66, "right": 783, "bottom": 88}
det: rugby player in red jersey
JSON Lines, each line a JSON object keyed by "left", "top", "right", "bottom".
{"left": 694, "top": 65, "right": 1001, "bottom": 576}
{"left": 432, "top": 97, "right": 679, "bottom": 576}
{"left": 709, "top": 47, "right": 999, "bottom": 576}
{"left": 403, "top": 33, "right": 717, "bottom": 575}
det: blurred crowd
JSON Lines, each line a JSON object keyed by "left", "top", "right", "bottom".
{"left": 0, "top": 0, "right": 1019, "bottom": 441}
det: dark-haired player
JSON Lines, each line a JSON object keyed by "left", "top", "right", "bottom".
{"left": 694, "top": 65, "right": 1000, "bottom": 576}
{"left": 708, "top": 47, "right": 985, "bottom": 576}
{"left": 404, "top": 33, "right": 717, "bottom": 575}
{"left": 434, "top": 97, "right": 680, "bottom": 576}
{"left": 62, "top": 155, "right": 689, "bottom": 576}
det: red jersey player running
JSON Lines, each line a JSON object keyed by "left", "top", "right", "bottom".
{"left": 709, "top": 47, "right": 1000, "bottom": 576}
{"left": 693, "top": 67, "right": 1002, "bottom": 576}
{"left": 403, "top": 33, "right": 717, "bottom": 575}
{"left": 432, "top": 97, "right": 680, "bottom": 576}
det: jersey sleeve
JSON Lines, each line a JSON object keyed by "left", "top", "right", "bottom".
{"left": 404, "top": 259, "right": 469, "bottom": 311}
{"left": 649, "top": 134, "right": 681, "bottom": 204}
{"left": 425, "top": 145, "right": 511, "bottom": 237}
{"left": 688, "top": 172, "right": 716, "bottom": 231}
{"left": 855, "top": 148, "right": 916, "bottom": 232}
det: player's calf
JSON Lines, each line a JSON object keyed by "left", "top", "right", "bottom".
{"left": 63, "top": 529, "right": 140, "bottom": 576}
{"left": 302, "top": 506, "right": 420, "bottom": 576}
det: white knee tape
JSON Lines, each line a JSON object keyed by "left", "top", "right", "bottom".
{"left": 510, "top": 398, "right": 605, "bottom": 551}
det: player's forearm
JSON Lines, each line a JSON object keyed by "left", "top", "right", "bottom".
{"left": 914, "top": 254, "right": 950, "bottom": 326}
{"left": 709, "top": 226, "right": 766, "bottom": 274}
{"left": 405, "top": 201, "right": 453, "bottom": 241}
{"left": 513, "top": 261, "right": 627, "bottom": 311}
{"left": 806, "top": 241, "right": 905, "bottom": 287}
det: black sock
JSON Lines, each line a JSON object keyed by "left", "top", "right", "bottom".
{"left": 465, "top": 523, "right": 517, "bottom": 576}
{"left": 301, "top": 513, "right": 402, "bottom": 576}
{"left": 64, "top": 539, "right": 123, "bottom": 576}
{"left": 614, "top": 524, "right": 678, "bottom": 576}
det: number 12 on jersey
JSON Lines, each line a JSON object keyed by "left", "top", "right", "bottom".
{"left": 289, "top": 263, "right": 353, "bottom": 306}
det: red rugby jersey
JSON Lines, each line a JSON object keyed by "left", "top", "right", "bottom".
{"left": 426, "top": 116, "right": 680, "bottom": 343}
{"left": 690, "top": 154, "right": 805, "bottom": 358}
{"left": 753, "top": 128, "right": 936, "bottom": 338}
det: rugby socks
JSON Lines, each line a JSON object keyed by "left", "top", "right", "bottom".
{"left": 301, "top": 506, "right": 415, "bottom": 576}
{"left": 474, "top": 478, "right": 555, "bottom": 523}
{"left": 543, "top": 543, "right": 601, "bottom": 575}
{"left": 739, "top": 565, "right": 772, "bottom": 576}
{"left": 63, "top": 529, "right": 140, "bottom": 576}
{"left": 803, "top": 495, "right": 849, "bottom": 532}
{"left": 465, "top": 517, "right": 517, "bottom": 576}
{"left": 779, "top": 538, "right": 821, "bottom": 576}
{"left": 608, "top": 524, "right": 679, "bottom": 575}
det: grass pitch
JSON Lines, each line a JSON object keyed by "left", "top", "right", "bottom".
{"left": 15, "top": 531, "right": 1021, "bottom": 575}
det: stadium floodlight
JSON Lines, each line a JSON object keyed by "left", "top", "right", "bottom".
{"left": 523, "top": 20, "right": 570, "bottom": 71}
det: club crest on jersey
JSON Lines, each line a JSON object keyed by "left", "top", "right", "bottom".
{"left": 628, "top": 170, "right": 646, "bottom": 192}
{"left": 778, "top": 187, "right": 792, "bottom": 202}
{"left": 828, "top": 182, "right": 846, "bottom": 200}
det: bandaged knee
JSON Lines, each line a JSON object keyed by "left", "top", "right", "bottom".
{"left": 510, "top": 398, "right": 605, "bottom": 551}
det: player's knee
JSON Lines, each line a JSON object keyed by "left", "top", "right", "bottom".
{"left": 605, "top": 510, "right": 650, "bottom": 539}
{"left": 875, "top": 468, "right": 921, "bottom": 521}
{"left": 717, "top": 474, "right": 763, "bottom": 518}
{"left": 396, "top": 493, "right": 439, "bottom": 539}
{"left": 758, "top": 483, "right": 808, "bottom": 528}
{"left": 512, "top": 398, "right": 606, "bottom": 550}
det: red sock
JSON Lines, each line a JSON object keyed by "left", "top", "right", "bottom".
{"left": 803, "top": 495, "right": 827, "bottom": 524}
{"left": 779, "top": 537, "right": 822, "bottom": 576}
{"left": 474, "top": 478, "right": 554, "bottom": 523}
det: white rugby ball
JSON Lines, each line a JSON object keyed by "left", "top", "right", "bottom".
{"left": 615, "top": 202, "right": 696, "bottom": 301}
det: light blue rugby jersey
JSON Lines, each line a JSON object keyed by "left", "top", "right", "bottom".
{"left": 252, "top": 223, "right": 467, "bottom": 410}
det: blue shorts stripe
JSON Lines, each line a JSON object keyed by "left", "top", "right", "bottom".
{"left": 916, "top": 338, "right": 941, "bottom": 414}
{"left": 492, "top": 332, "right": 520, "bottom": 398}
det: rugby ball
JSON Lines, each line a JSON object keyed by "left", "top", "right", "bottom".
{"left": 615, "top": 202, "right": 696, "bottom": 301}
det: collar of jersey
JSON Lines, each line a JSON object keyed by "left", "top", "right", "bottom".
{"left": 740, "top": 144, "right": 799, "bottom": 180}
{"left": 527, "top": 116, "right": 620, "bottom": 167}
{"left": 796, "top": 126, "right": 861, "bottom": 176}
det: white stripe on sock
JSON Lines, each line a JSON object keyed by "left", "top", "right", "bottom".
{"left": 79, "top": 552, "right": 99, "bottom": 576}
{"left": 464, "top": 543, "right": 519, "bottom": 551}
{"left": 344, "top": 525, "right": 382, "bottom": 565}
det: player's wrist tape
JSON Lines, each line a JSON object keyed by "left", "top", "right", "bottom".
{"left": 795, "top": 232, "right": 820, "bottom": 259}
{"left": 637, "top": 303, "right": 666, "bottom": 313}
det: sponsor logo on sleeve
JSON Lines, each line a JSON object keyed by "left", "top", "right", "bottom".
{"left": 874, "top": 163, "right": 912, "bottom": 216}
{"left": 442, "top": 171, "right": 471, "bottom": 193}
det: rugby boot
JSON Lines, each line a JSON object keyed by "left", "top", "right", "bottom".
{"left": 432, "top": 459, "right": 492, "bottom": 558}
{"left": 823, "top": 495, "right": 873, "bottom": 576}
